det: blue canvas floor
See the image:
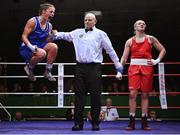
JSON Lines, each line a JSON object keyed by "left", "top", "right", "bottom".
{"left": 0, "top": 120, "right": 180, "bottom": 134}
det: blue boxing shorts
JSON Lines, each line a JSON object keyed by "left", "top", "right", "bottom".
{"left": 19, "top": 42, "right": 47, "bottom": 63}
{"left": 19, "top": 44, "right": 33, "bottom": 63}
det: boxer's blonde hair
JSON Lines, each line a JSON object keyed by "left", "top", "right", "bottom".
{"left": 39, "top": 3, "right": 55, "bottom": 15}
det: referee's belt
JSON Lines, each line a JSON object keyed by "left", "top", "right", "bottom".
{"left": 76, "top": 61, "right": 101, "bottom": 65}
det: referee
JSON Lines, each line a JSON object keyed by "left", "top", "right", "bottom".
{"left": 54, "top": 13, "right": 123, "bottom": 131}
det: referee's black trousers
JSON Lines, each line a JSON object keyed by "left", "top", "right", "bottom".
{"left": 74, "top": 63, "right": 102, "bottom": 125}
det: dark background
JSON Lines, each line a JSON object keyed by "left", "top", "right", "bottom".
{"left": 0, "top": 0, "right": 179, "bottom": 119}
{"left": 0, "top": 0, "right": 180, "bottom": 62}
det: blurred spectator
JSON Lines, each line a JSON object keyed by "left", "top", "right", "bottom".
{"left": 86, "top": 111, "right": 91, "bottom": 121}
{"left": 27, "top": 82, "right": 34, "bottom": 92}
{"left": 0, "top": 83, "right": 7, "bottom": 92}
{"left": 166, "top": 78, "right": 179, "bottom": 96}
{"left": 65, "top": 79, "right": 75, "bottom": 92}
{"left": 0, "top": 65, "right": 3, "bottom": 75}
{"left": 119, "top": 84, "right": 128, "bottom": 92}
{"left": 112, "top": 81, "right": 119, "bottom": 92}
{"left": 106, "top": 80, "right": 126, "bottom": 92}
{"left": 148, "top": 110, "right": 161, "bottom": 121}
{"left": 39, "top": 83, "right": 48, "bottom": 93}
{"left": 14, "top": 111, "right": 25, "bottom": 121}
{"left": 68, "top": 84, "right": 75, "bottom": 93}
{"left": 0, "top": 81, "right": 7, "bottom": 120}
{"left": 0, "top": 56, "right": 7, "bottom": 76}
{"left": 0, "top": 109, "right": 7, "bottom": 121}
{"left": 66, "top": 101, "right": 75, "bottom": 120}
{"left": 101, "top": 98, "right": 119, "bottom": 121}
{"left": 106, "top": 84, "right": 113, "bottom": 92}
{"left": 12, "top": 82, "right": 22, "bottom": 92}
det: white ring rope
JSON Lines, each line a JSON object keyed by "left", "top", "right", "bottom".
{"left": 0, "top": 75, "right": 130, "bottom": 79}
{"left": 0, "top": 92, "right": 113, "bottom": 95}
{"left": 0, "top": 92, "right": 180, "bottom": 95}
{"left": 0, "top": 106, "right": 89, "bottom": 109}
{"left": 0, "top": 62, "right": 76, "bottom": 65}
{"left": 0, "top": 62, "right": 179, "bottom": 110}
{"left": 0, "top": 102, "right": 11, "bottom": 121}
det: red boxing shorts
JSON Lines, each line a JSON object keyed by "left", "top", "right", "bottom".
{"left": 128, "top": 65, "right": 153, "bottom": 93}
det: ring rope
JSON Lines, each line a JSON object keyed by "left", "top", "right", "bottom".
{"left": 0, "top": 106, "right": 179, "bottom": 109}
{"left": 0, "top": 102, "right": 11, "bottom": 121}
{"left": 0, "top": 62, "right": 179, "bottom": 111}
{"left": 0, "top": 74, "right": 180, "bottom": 79}
{"left": 0, "top": 92, "right": 180, "bottom": 95}
{"left": 1, "top": 62, "right": 180, "bottom": 65}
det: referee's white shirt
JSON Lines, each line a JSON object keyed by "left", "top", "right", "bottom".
{"left": 56, "top": 26, "right": 121, "bottom": 69}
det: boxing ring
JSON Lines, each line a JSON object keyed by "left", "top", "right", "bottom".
{"left": 0, "top": 62, "right": 180, "bottom": 134}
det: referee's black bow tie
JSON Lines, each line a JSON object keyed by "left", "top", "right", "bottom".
{"left": 85, "top": 28, "right": 93, "bottom": 32}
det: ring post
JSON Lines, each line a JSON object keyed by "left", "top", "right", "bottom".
{"left": 158, "top": 62, "right": 168, "bottom": 109}
{"left": 58, "top": 64, "right": 64, "bottom": 108}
